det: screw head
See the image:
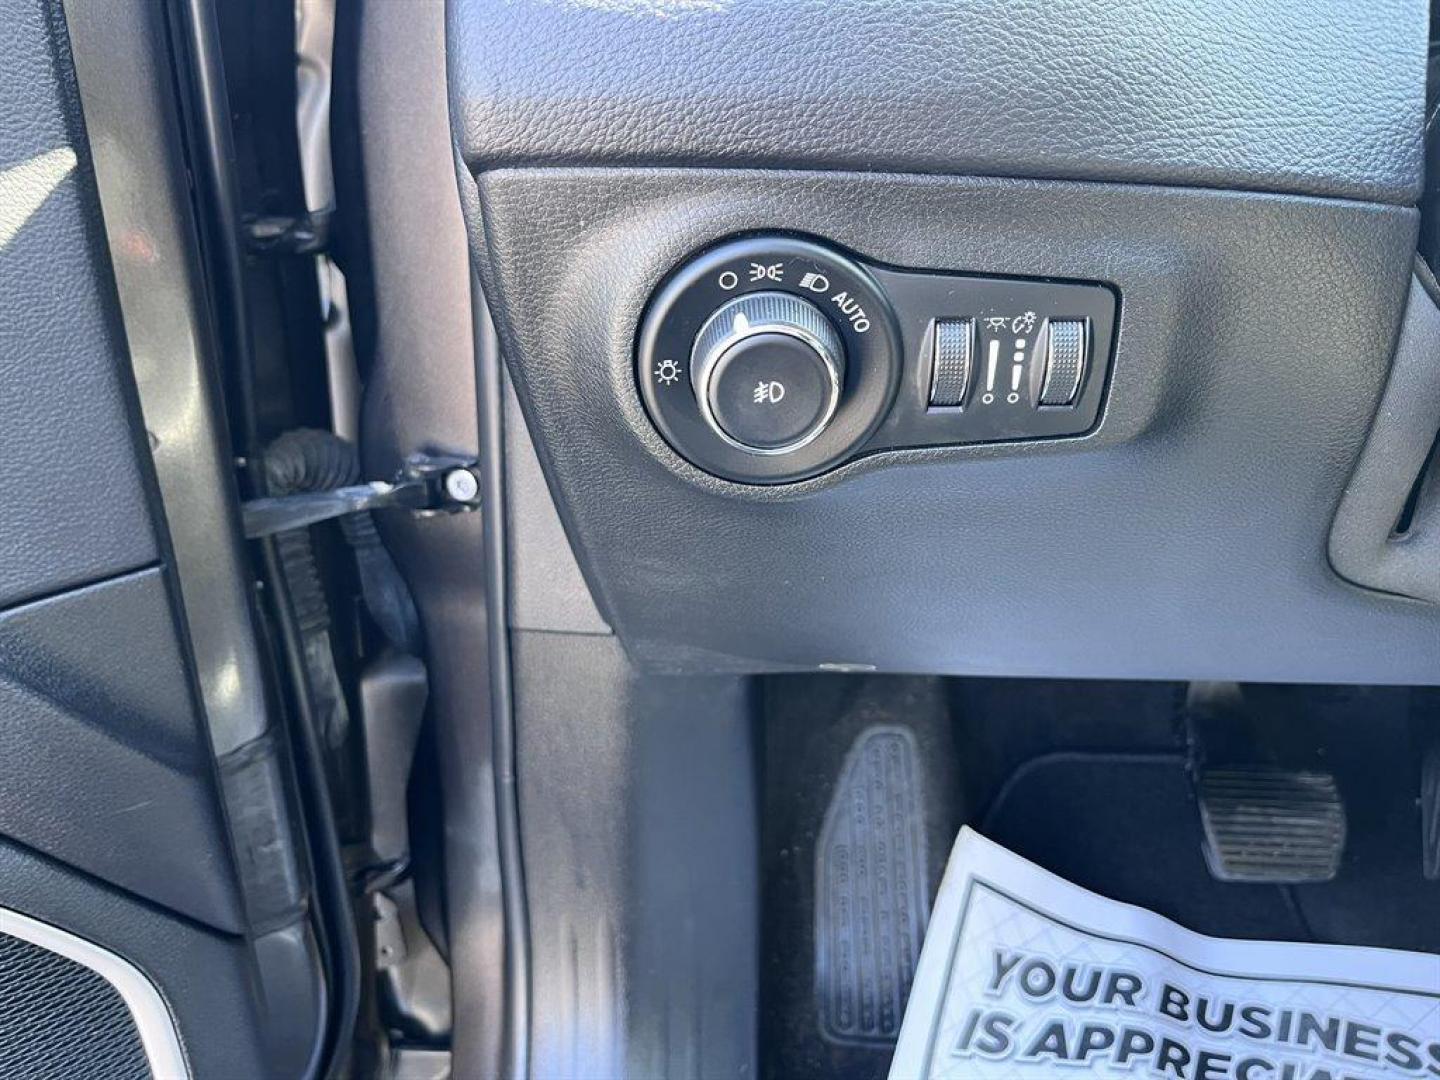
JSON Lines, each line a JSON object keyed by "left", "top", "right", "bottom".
{"left": 443, "top": 467, "right": 480, "bottom": 504}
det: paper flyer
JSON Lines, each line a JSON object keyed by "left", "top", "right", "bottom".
{"left": 889, "top": 829, "right": 1440, "bottom": 1080}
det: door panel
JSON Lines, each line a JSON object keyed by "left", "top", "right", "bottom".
{"left": 0, "top": 0, "right": 328, "bottom": 1074}
{"left": 0, "top": 0, "right": 158, "bottom": 609}
{"left": 0, "top": 570, "right": 243, "bottom": 931}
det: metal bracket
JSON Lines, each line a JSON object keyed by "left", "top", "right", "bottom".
{"left": 241, "top": 454, "right": 481, "bottom": 538}
{"left": 243, "top": 209, "right": 334, "bottom": 255}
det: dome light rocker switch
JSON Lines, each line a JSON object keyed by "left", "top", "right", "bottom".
{"left": 1037, "top": 318, "right": 1088, "bottom": 407}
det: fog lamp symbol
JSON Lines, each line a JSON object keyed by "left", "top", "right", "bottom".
{"left": 753, "top": 380, "right": 786, "bottom": 405}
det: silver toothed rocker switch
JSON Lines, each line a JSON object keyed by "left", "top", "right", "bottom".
{"left": 1038, "top": 318, "right": 1088, "bottom": 407}
{"left": 928, "top": 318, "right": 974, "bottom": 407}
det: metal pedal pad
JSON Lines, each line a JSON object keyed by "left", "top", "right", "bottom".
{"left": 815, "top": 725, "right": 928, "bottom": 1045}
{"left": 1197, "top": 769, "right": 1346, "bottom": 884}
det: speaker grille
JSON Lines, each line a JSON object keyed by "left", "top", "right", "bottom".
{"left": 0, "top": 931, "right": 151, "bottom": 1080}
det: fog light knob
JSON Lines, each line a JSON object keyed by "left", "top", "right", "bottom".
{"left": 690, "top": 291, "right": 845, "bottom": 455}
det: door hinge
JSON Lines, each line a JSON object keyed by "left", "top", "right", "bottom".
{"left": 243, "top": 209, "right": 333, "bottom": 256}
{"left": 241, "top": 454, "right": 481, "bottom": 539}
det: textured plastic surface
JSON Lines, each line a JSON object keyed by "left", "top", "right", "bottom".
{"left": 0, "top": 0, "right": 158, "bottom": 611}
{"left": 1329, "top": 273, "right": 1440, "bottom": 602}
{"left": 1197, "top": 770, "right": 1346, "bottom": 884}
{"left": 0, "top": 933, "right": 149, "bottom": 1080}
{"left": 503, "top": 375, "right": 611, "bottom": 633}
{"left": 0, "top": 570, "right": 244, "bottom": 932}
{"left": 512, "top": 630, "right": 757, "bottom": 1080}
{"left": 448, "top": 0, "right": 1425, "bottom": 206}
{"left": 472, "top": 169, "right": 1436, "bottom": 683}
{"left": 816, "top": 726, "right": 928, "bottom": 1045}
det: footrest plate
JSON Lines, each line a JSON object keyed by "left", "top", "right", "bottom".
{"left": 815, "top": 725, "right": 929, "bottom": 1044}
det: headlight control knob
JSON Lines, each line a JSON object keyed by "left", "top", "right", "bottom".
{"left": 689, "top": 291, "right": 845, "bottom": 455}
{"left": 636, "top": 234, "right": 901, "bottom": 484}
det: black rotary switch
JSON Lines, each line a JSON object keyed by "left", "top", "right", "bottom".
{"left": 636, "top": 234, "right": 903, "bottom": 484}
{"left": 690, "top": 292, "right": 845, "bottom": 454}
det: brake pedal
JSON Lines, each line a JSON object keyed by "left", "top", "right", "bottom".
{"left": 1197, "top": 769, "right": 1346, "bottom": 883}
{"left": 815, "top": 725, "right": 928, "bottom": 1045}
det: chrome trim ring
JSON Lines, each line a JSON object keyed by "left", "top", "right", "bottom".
{"left": 0, "top": 908, "right": 189, "bottom": 1079}
{"left": 689, "top": 291, "right": 844, "bottom": 456}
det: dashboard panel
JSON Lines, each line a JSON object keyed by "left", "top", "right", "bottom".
{"left": 449, "top": 0, "right": 1437, "bottom": 684}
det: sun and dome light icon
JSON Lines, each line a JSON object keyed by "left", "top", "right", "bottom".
{"left": 655, "top": 358, "right": 682, "bottom": 385}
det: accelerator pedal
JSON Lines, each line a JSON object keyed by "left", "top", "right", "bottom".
{"left": 815, "top": 725, "right": 928, "bottom": 1045}
{"left": 1197, "top": 769, "right": 1346, "bottom": 883}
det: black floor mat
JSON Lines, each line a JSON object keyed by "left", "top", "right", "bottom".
{"left": 971, "top": 681, "right": 1440, "bottom": 953}
{"left": 983, "top": 745, "right": 1440, "bottom": 954}
{"left": 982, "top": 752, "right": 1311, "bottom": 940}
{"left": 760, "top": 676, "right": 1440, "bottom": 1080}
